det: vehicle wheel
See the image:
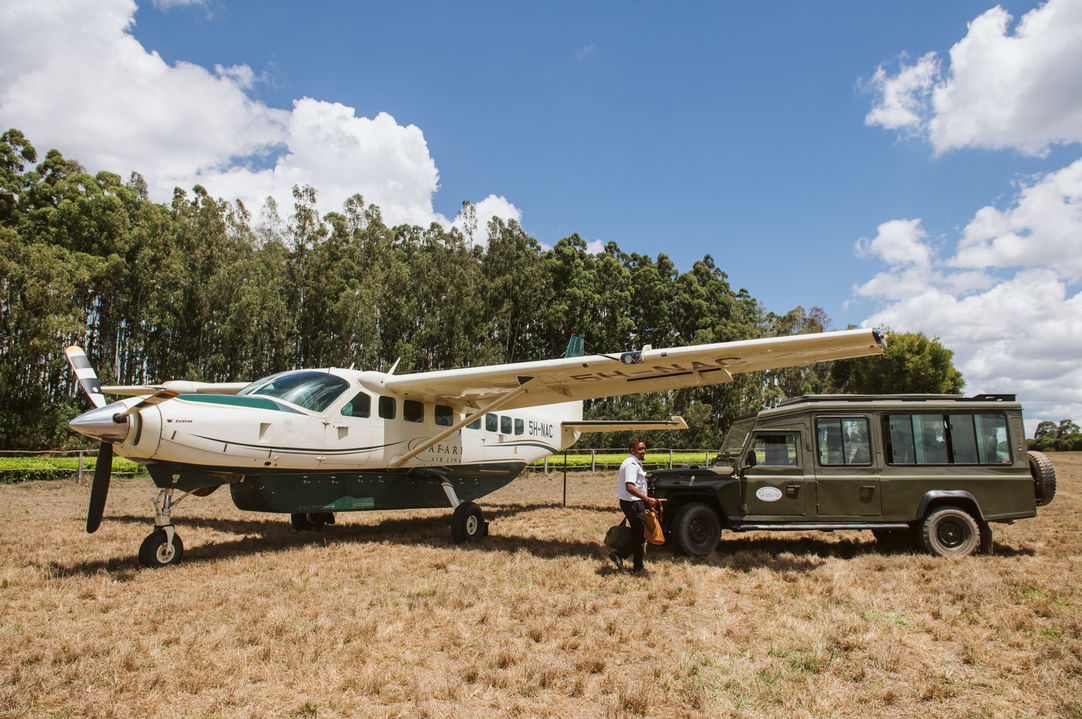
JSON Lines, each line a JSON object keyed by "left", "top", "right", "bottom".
{"left": 1028, "top": 451, "right": 1056, "bottom": 507}
{"left": 451, "top": 501, "right": 487, "bottom": 543}
{"left": 872, "top": 528, "right": 915, "bottom": 551}
{"left": 671, "top": 502, "right": 721, "bottom": 556}
{"left": 138, "top": 529, "right": 184, "bottom": 568}
{"left": 921, "top": 507, "right": 980, "bottom": 558}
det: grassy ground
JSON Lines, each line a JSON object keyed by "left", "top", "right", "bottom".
{"left": 0, "top": 455, "right": 1079, "bottom": 719}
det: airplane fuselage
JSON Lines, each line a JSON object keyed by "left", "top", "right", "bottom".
{"left": 84, "top": 367, "right": 583, "bottom": 513}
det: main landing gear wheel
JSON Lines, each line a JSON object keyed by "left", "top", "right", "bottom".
{"left": 138, "top": 529, "right": 184, "bottom": 568}
{"left": 290, "top": 512, "right": 335, "bottom": 531}
{"left": 451, "top": 501, "right": 488, "bottom": 543}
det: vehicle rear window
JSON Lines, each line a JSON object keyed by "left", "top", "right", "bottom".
{"left": 885, "top": 413, "right": 1010, "bottom": 465}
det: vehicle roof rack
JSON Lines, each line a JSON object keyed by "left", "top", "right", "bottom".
{"left": 777, "top": 393, "right": 1016, "bottom": 406}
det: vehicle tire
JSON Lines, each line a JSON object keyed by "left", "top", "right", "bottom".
{"left": 872, "top": 528, "right": 915, "bottom": 551}
{"left": 1028, "top": 451, "right": 1056, "bottom": 507}
{"left": 921, "top": 506, "right": 980, "bottom": 558}
{"left": 451, "top": 501, "right": 486, "bottom": 543}
{"left": 671, "top": 502, "right": 721, "bottom": 556}
{"left": 138, "top": 529, "right": 184, "bottom": 568}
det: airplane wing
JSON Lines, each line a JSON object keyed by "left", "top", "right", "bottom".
{"left": 382, "top": 328, "right": 885, "bottom": 410}
{"left": 563, "top": 417, "right": 689, "bottom": 433}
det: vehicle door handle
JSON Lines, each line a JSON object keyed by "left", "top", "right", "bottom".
{"left": 786, "top": 483, "right": 800, "bottom": 499}
{"left": 860, "top": 485, "right": 876, "bottom": 501}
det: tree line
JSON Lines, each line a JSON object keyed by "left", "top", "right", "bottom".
{"left": 0, "top": 129, "right": 964, "bottom": 449}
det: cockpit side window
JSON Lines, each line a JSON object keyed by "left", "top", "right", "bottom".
{"left": 341, "top": 392, "right": 371, "bottom": 418}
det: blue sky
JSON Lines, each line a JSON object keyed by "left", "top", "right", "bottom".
{"left": 2, "top": 0, "right": 1081, "bottom": 429}
{"left": 128, "top": 0, "right": 1057, "bottom": 323}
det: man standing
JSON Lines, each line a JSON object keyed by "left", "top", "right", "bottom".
{"left": 610, "top": 439, "right": 657, "bottom": 574}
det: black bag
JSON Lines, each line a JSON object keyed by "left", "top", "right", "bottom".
{"left": 604, "top": 518, "right": 633, "bottom": 549}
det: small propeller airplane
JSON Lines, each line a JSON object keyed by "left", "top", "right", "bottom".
{"left": 65, "top": 329, "right": 885, "bottom": 567}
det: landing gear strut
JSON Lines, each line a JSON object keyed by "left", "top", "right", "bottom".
{"left": 442, "top": 481, "right": 488, "bottom": 543}
{"left": 138, "top": 488, "right": 186, "bottom": 568}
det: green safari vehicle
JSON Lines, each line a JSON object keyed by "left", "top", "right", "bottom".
{"left": 648, "top": 394, "right": 1057, "bottom": 557}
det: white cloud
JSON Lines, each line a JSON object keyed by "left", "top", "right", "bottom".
{"left": 952, "top": 157, "right": 1082, "bottom": 279}
{"left": 855, "top": 218, "right": 934, "bottom": 267}
{"left": 0, "top": 0, "right": 520, "bottom": 241}
{"left": 865, "top": 0, "right": 1082, "bottom": 155}
{"left": 855, "top": 171, "right": 1082, "bottom": 430}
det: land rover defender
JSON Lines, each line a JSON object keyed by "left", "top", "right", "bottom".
{"left": 648, "top": 394, "right": 1057, "bottom": 557}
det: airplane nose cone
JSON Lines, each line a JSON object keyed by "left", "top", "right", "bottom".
{"left": 69, "top": 405, "right": 129, "bottom": 443}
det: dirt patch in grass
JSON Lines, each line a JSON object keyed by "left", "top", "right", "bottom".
{"left": 1, "top": 455, "right": 1080, "bottom": 718}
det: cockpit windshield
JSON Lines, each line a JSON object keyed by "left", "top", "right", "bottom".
{"left": 237, "top": 371, "right": 350, "bottom": 413}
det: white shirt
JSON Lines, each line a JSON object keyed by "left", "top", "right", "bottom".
{"left": 616, "top": 454, "right": 647, "bottom": 501}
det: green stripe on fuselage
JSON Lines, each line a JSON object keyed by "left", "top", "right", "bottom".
{"left": 177, "top": 394, "right": 303, "bottom": 413}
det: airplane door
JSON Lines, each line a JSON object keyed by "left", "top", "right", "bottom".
{"left": 741, "top": 432, "right": 806, "bottom": 517}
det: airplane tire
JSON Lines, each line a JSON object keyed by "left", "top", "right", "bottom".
{"left": 451, "top": 501, "right": 487, "bottom": 544}
{"left": 290, "top": 513, "right": 316, "bottom": 531}
{"left": 138, "top": 529, "right": 184, "bottom": 568}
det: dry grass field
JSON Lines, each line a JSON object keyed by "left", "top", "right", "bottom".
{"left": 1, "top": 456, "right": 1079, "bottom": 719}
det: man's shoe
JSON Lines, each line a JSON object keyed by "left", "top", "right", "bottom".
{"left": 608, "top": 552, "right": 625, "bottom": 571}
{"left": 630, "top": 567, "right": 652, "bottom": 576}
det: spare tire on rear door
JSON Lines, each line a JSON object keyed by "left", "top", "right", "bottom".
{"left": 1027, "top": 451, "right": 1056, "bottom": 507}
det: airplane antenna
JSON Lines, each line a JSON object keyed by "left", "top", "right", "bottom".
{"left": 387, "top": 358, "right": 401, "bottom": 375}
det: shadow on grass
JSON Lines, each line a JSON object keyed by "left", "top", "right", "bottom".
{"left": 47, "top": 501, "right": 1035, "bottom": 578}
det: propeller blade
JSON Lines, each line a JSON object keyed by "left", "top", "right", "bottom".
{"left": 87, "top": 442, "right": 113, "bottom": 534}
{"left": 65, "top": 346, "right": 106, "bottom": 409}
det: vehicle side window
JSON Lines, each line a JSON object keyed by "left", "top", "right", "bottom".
{"left": 885, "top": 413, "right": 1010, "bottom": 465}
{"left": 749, "top": 433, "right": 798, "bottom": 466}
{"left": 435, "top": 404, "right": 453, "bottom": 427}
{"left": 378, "top": 396, "right": 396, "bottom": 420}
{"left": 501, "top": 416, "right": 512, "bottom": 434}
{"left": 404, "top": 400, "right": 424, "bottom": 423}
{"left": 485, "top": 413, "right": 498, "bottom": 432}
{"left": 341, "top": 392, "right": 371, "bottom": 418}
{"left": 466, "top": 416, "right": 481, "bottom": 430}
{"left": 514, "top": 418, "right": 524, "bottom": 435}
{"left": 816, "top": 417, "right": 871, "bottom": 465}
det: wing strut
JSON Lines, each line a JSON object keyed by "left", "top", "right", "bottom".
{"left": 386, "top": 376, "right": 540, "bottom": 469}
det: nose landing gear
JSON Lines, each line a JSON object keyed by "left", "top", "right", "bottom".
{"left": 138, "top": 488, "right": 186, "bottom": 568}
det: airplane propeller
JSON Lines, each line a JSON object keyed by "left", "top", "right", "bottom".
{"left": 64, "top": 347, "right": 177, "bottom": 533}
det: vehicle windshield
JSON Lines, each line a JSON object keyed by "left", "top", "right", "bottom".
{"left": 720, "top": 417, "right": 756, "bottom": 455}
{"left": 237, "top": 370, "right": 350, "bottom": 413}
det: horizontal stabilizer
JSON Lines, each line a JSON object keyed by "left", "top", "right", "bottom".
{"left": 563, "top": 416, "right": 688, "bottom": 433}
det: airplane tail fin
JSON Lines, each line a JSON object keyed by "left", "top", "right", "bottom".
{"left": 563, "top": 335, "right": 585, "bottom": 358}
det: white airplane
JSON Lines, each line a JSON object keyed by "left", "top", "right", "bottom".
{"left": 65, "top": 329, "right": 885, "bottom": 567}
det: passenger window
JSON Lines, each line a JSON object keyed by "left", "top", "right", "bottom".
{"left": 378, "top": 396, "right": 396, "bottom": 420}
{"left": 817, "top": 417, "right": 871, "bottom": 466}
{"left": 749, "top": 434, "right": 798, "bottom": 466}
{"left": 485, "top": 413, "right": 498, "bottom": 432}
{"left": 514, "top": 418, "right": 524, "bottom": 435}
{"left": 886, "top": 413, "right": 1008, "bottom": 465}
{"left": 466, "top": 416, "right": 481, "bottom": 430}
{"left": 501, "top": 416, "right": 512, "bottom": 434}
{"left": 404, "top": 400, "right": 424, "bottom": 423}
{"left": 435, "top": 404, "right": 454, "bottom": 427}
{"left": 341, "top": 392, "right": 371, "bottom": 418}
